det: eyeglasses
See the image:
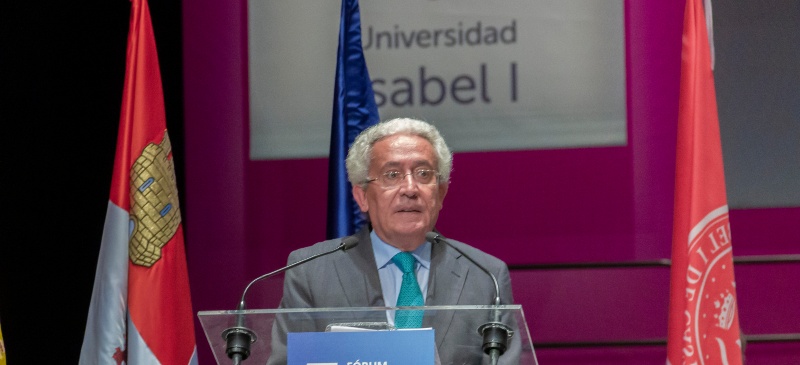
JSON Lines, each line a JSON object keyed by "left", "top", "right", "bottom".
{"left": 366, "top": 169, "right": 440, "bottom": 188}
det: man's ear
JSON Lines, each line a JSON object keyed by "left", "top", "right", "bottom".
{"left": 352, "top": 184, "right": 369, "bottom": 212}
{"left": 437, "top": 182, "right": 449, "bottom": 208}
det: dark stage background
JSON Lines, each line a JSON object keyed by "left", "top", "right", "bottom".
{"left": 1, "top": 1, "right": 183, "bottom": 363}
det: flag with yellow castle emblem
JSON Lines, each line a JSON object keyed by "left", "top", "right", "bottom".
{"left": 79, "top": 0, "right": 197, "bottom": 364}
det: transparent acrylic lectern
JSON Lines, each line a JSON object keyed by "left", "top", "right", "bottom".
{"left": 198, "top": 305, "right": 538, "bottom": 365}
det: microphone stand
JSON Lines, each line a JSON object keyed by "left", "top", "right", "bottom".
{"left": 222, "top": 314, "right": 257, "bottom": 365}
{"left": 426, "top": 233, "right": 512, "bottom": 365}
{"left": 221, "top": 236, "right": 359, "bottom": 364}
{"left": 478, "top": 297, "right": 513, "bottom": 365}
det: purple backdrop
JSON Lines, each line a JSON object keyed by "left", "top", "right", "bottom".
{"left": 183, "top": 1, "right": 800, "bottom": 364}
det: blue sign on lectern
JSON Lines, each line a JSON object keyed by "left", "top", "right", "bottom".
{"left": 287, "top": 329, "right": 435, "bottom": 365}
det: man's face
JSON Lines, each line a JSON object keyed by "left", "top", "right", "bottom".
{"left": 352, "top": 134, "right": 448, "bottom": 250}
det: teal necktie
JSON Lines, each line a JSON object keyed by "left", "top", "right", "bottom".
{"left": 392, "top": 252, "right": 424, "bottom": 328}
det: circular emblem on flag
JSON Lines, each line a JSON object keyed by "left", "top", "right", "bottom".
{"left": 682, "top": 212, "right": 742, "bottom": 364}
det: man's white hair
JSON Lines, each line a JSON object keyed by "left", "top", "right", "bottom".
{"left": 345, "top": 117, "right": 453, "bottom": 188}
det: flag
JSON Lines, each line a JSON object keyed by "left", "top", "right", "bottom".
{"left": 79, "top": 0, "right": 197, "bottom": 364}
{"left": 326, "top": 0, "right": 380, "bottom": 239}
{"left": 0, "top": 320, "right": 6, "bottom": 365}
{"left": 666, "top": 1, "right": 743, "bottom": 364}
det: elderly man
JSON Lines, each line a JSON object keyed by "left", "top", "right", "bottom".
{"left": 270, "top": 117, "right": 517, "bottom": 364}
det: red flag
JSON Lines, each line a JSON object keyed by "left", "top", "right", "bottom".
{"left": 79, "top": 0, "right": 197, "bottom": 364}
{"left": 666, "top": 0, "right": 743, "bottom": 364}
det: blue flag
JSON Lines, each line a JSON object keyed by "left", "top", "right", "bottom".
{"left": 326, "top": 0, "right": 380, "bottom": 239}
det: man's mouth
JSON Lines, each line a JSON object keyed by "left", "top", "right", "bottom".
{"left": 396, "top": 208, "right": 421, "bottom": 213}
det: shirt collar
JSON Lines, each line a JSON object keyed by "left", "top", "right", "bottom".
{"left": 370, "top": 230, "right": 431, "bottom": 270}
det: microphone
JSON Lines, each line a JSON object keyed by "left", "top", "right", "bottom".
{"left": 425, "top": 232, "right": 512, "bottom": 365}
{"left": 223, "top": 235, "right": 360, "bottom": 364}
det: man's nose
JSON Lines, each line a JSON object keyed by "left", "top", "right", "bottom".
{"left": 398, "top": 173, "right": 420, "bottom": 192}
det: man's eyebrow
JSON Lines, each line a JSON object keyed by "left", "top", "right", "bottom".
{"left": 378, "top": 160, "right": 435, "bottom": 170}
{"left": 378, "top": 161, "right": 402, "bottom": 169}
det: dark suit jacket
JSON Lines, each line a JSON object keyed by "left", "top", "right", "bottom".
{"left": 267, "top": 226, "right": 520, "bottom": 365}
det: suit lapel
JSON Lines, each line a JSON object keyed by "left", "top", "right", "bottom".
{"left": 425, "top": 239, "right": 469, "bottom": 348}
{"left": 333, "top": 227, "right": 385, "bottom": 307}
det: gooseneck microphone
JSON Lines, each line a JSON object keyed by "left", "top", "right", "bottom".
{"left": 223, "top": 236, "right": 360, "bottom": 364}
{"left": 425, "top": 232, "right": 512, "bottom": 365}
